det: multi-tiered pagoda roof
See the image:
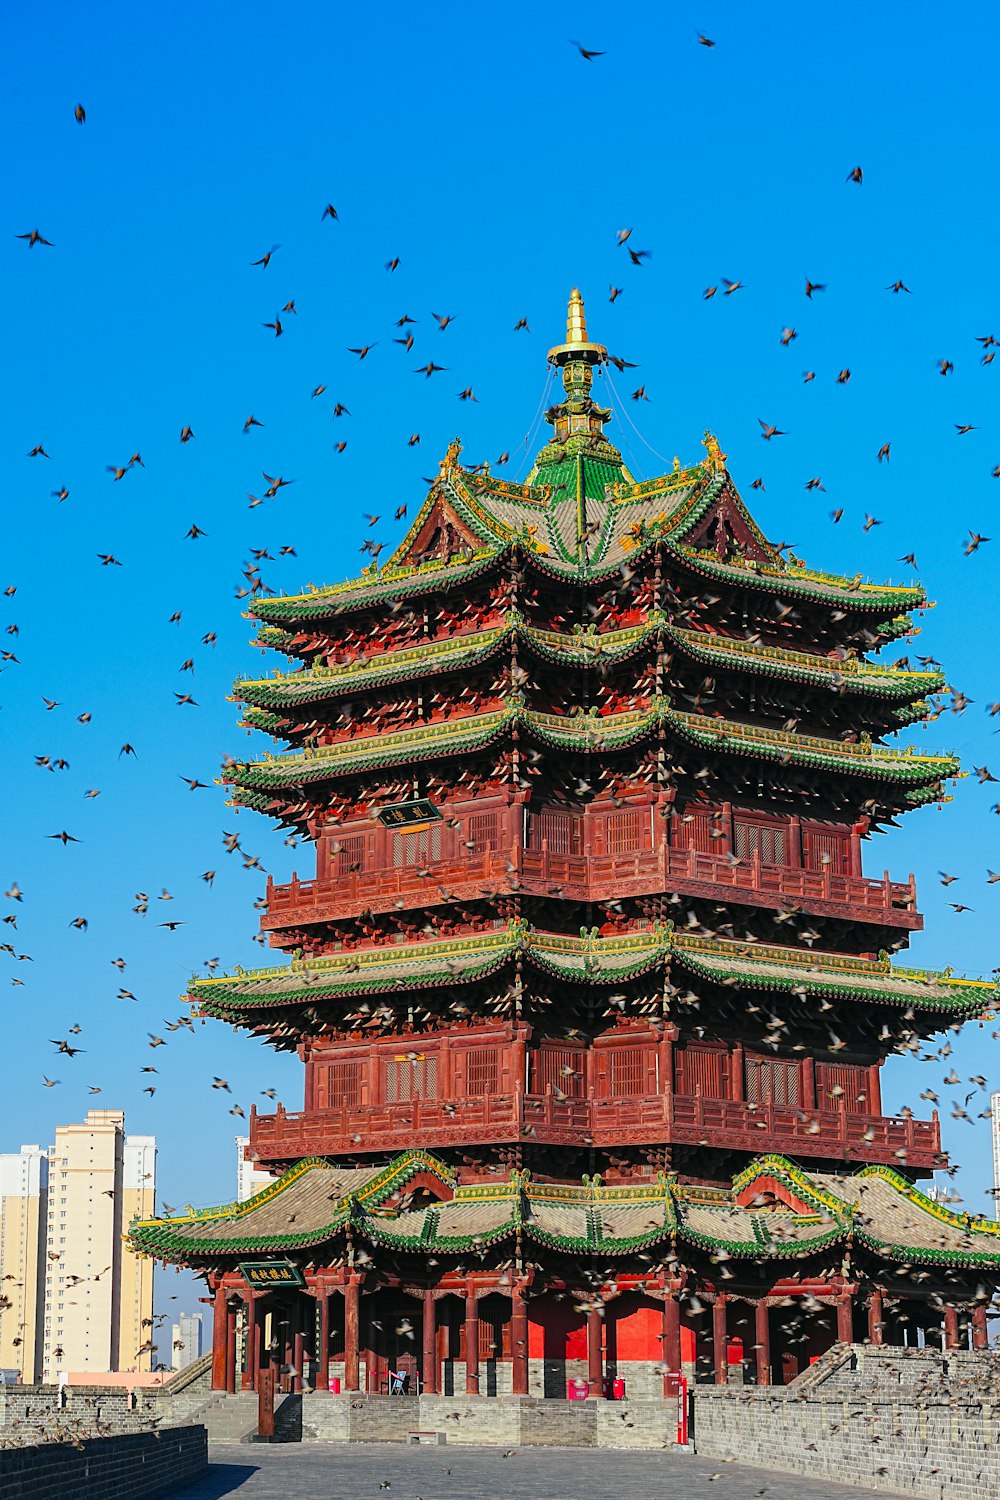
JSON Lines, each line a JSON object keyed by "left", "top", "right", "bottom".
{"left": 132, "top": 290, "right": 999, "bottom": 1401}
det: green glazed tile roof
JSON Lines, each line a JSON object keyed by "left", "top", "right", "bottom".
{"left": 234, "top": 614, "right": 942, "bottom": 719}
{"left": 225, "top": 701, "right": 956, "bottom": 802}
{"left": 128, "top": 1149, "right": 1000, "bottom": 1269}
{"left": 248, "top": 449, "right": 926, "bottom": 627}
{"left": 185, "top": 922, "right": 995, "bottom": 1019}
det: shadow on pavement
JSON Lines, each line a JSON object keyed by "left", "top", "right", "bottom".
{"left": 173, "top": 1460, "right": 261, "bottom": 1497}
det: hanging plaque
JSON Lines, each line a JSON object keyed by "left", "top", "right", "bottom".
{"left": 376, "top": 798, "right": 442, "bottom": 828}
{"left": 238, "top": 1258, "right": 304, "bottom": 1288}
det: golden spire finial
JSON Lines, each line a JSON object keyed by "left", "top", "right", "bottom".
{"left": 566, "top": 287, "right": 588, "bottom": 346}
{"left": 547, "top": 287, "right": 607, "bottom": 367}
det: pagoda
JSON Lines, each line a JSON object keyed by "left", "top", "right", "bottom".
{"left": 132, "top": 290, "right": 1000, "bottom": 1403}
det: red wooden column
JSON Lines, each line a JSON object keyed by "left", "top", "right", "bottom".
{"left": 293, "top": 1299, "right": 305, "bottom": 1396}
{"left": 837, "top": 1291, "right": 854, "bottom": 1345}
{"left": 586, "top": 1308, "right": 603, "bottom": 1397}
{"left": 464, "top": 1283, "right": 480, "bottom": 1396}
{"left": 422, "top": 1289, "right": 437, "bottom": 1395}
{"left": 282, "top": 1307, "right": 294, "bottom": 1393}
{"left": 943, "top": 1305, "right": 960, "bottom": 1351}
{"left": 344, "top": 1279, "right": 361, "bottom": 1391}
{"left": 662, "top": 1292, "right": 681, "bottom": 1389}
{"left": 755, "top": 1300, "right": 771, "bottom": 1386}
{"left": 511, "top": 1285, "right": 529, "bottom": 1396}
{"left": 972, "top": 1303, "right": 989, "bottom": 1352}
{"left": 314, "top": 1289, "right": 331, "bottom": 1391}
{"left": 225, "top": 1302, "right": 238, "bottom": 1394}
{"left": 867, "top": 1290, "right": 884, "bottom": 1346}
{"left": 210, "top": 1284, "right": 228, "bottom": 1390}
{"left": 243, "top": 1295, "right": 262, "bottom": 1391}
{"left": 712, "top": 1295, "right": 728, "bottom": 1385}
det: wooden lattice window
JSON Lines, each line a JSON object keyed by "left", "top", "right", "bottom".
{"left": 468, "top": 811, "right": 501, "bottom": 853}
{"left": 331, "top": 834, "right": 366, "bottom": 874}
{"left": 465, "top": 1048, "right": 499, "bottom": 1096}
{"left": 803, "top": 824, "right": 851, "bottom": 876}
{"left": 675, "top": 1045, "right": 726, "bottom": 1099}
{"left": 609, "top": 1048, "right": 645, "bottom": 1097}
{"left": 674, "top": 806, "right": 721, "bottom": 853}
{"left": 745, "top": 1055, "right": 801, "bottom": 1108}
{"left": 531, "top": 809, "right": 578, "bottom": 855}
{"left": 816, "top": 1062, "right": 868, "bottom": 1111}
{"left": 315, "top": 1059, "right": 364, "bottom": 1111}
{"left": 734, "top": 818, "right": 786, "bottom": 866}
{"left": 606, "top": 809, "right": 647, "bottom": 855}
{"left": 392, "top": 824, "right": 442, "bottom": 868}
{"left": 384, "top": 1054, "right": 438, "bottom": 1102}
{"left": 531, "top": 1047, "right": 585, "bottom": 1097}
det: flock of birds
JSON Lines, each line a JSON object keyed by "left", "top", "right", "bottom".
{"left": 3, "top": 31, "right": 1000, "bottom": 1399}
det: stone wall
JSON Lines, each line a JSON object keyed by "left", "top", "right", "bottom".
{"left": 0, "top": 1427, "right": 207, "bottom": 1500}
{"left": 300, "top": 1391, "right": 679, "bottom": 1448}
{"left": 0, "top": 1386, "right": 156, "bottom": 1447}
{"left": 692, "top": 1347, "right": 1000, "bottom": 1500}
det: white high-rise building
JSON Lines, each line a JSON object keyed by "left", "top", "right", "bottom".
{"left": 991, "top": 1090, "right": 1000, "bottom": 1223}
{"left": 235, "top": 1136, "right": 274, "bottom": 1203}
{"left": 170, "top": 1311, "right": 203, "bottom": 1371}
{"left": 40, "top": 1111, "right": 156, "bottom": 1380}
{"left": 0, "top": 1146, "right": 49, "bottom": 1381}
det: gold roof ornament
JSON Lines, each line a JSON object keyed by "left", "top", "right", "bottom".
{"left": 547, "top": 287, "right": 608, "bottom": 368}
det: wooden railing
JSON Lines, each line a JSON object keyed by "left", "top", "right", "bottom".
{"left": 249, "top": 1093, "right": 941, "bottom": 1170}
{"left": 263, "top": 844, "right": 918, "bottom": 929}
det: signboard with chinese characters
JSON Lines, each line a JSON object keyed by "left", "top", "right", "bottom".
{"left": 376, "top": 798, "right": 442, "bottom": 828}
{"left": 238, "top": 1259, "right": 304, "bottom": 1288}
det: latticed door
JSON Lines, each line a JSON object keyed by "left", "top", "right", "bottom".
{"left": 608, "top": 1047, "right": 645, "bottom": 1096}
{"left": 531, "top": 1047, "right": 585, "bottom": 1097}
{"left": 673, "top": 805, "right": 722, "bottom": 853}
{"left": 465, "top": 1047, "right": 499, "bottom": 1096}
{"left": 531, "top": 809, "right": 580, "bottom": 854}
{"left": 315, "top": 1058, "right": 365, "bottom": 1110}
{"left": 802, "top": 824, "right": 852, "bottom": 875}
{"left": 734, "top": 817, "right": 786, "bottom": 866}
{"left": 468, "top": 811, "right": 502, "bottom": 853}
{"left": 384, "top": 1054, "right": 438, "bottom": 1102}
{"left": 816, "top": 1062, "right": 868, "bottom": 1110}
{"left": 331, "top": 834, "right": 366, "bottom": 874}
{"left": 392, "top": 824, "right": 442, "bottom": 868}
{"left": 675, "top": 1045, "right": 728, "bottom": 1098}
{"left": 605, "top": 808, "right": 649, "bottom": 854}
{"left": 745, "top": 1055, "right": 801, "bottom": 1107}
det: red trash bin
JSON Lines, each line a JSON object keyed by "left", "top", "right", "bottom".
{"left": 568, "top": 1377, "right": 588, "bottom": 1400}
{"left": 330, "top": 1376, "right": 341, "bottom": 1394}
{"left": 612, "top": 1377, "right": 625, "bottom": 1400}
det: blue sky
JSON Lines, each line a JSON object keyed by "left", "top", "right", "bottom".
{"left": 4, "top": 2, "right": 1000, "bottom": 1333}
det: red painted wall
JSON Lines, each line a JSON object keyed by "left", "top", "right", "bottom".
{"left": 606, "top": 1294, "right": 661, "bottom": 1360}
{"left": 527, "top": 1295, "right": 587, "bottom": 1359}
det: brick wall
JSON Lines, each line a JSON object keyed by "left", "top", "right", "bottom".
{"left": 0, "top": 1427, "right": 206, "bottom": 1500}
{"left": 0, "top": 1386, "right": 156, "bottom": 1447}
{"left": 300, "top": 1391, "right": 679, "bottom": 1448}
{"left": 692, "top": 1348, "right": 1000, "bottom": 1500}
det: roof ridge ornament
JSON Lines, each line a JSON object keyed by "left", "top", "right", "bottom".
{"left": 535, "top": 288, "right": 623, "bottom": 475}
{"left": 702, "top": 430, "right": 728, "bottom": 471}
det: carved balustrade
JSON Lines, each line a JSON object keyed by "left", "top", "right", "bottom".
{"left": 248, "top": 1091, "right": 941, "bottom": 1171}
{"left": 263, "top": 843, "right": 919, "bottom": 932}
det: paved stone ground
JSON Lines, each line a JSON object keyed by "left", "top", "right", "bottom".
{"left": 169, "top": 1442, "right": 906, "bottom": 1500}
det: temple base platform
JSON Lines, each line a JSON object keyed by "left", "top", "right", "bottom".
{"left": 298, "top": 1390, "right": 685, "bottom": 1448}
